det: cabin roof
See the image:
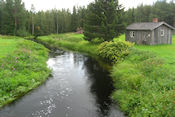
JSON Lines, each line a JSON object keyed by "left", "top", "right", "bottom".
{"left": 126, "top": 22, "right": 175, "bottom": 31}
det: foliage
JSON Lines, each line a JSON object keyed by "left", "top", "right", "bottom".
{"left": 0, "top": 0, "right": 86, "bottom": 36}
{"left": 0, "top": 0, "right": 27, "bottom": 35}
{"left": 16, "top": 28, "right": 31, "bottom": 37}
{"left": 0, "top": 38, "right": 50, "bottom": 107}
{"left": 124, "top": 0, "right": 175, "bottom": 26}
{"left": 84, "top": 0, "right": 125, "bottom": 41}
{"left": 111, "top": 49, "right": 175, "bottom": 116}
{"left": 37, "top": 33, "right": 98, "bottom": 55}
{"left": 98, "top": 41, "right": 133, "bottom": 63}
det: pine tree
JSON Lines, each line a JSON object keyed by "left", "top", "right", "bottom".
{"left": 84, "top": 0, "right": 124, "bottom": 41}
{"left": 13, "top": 0, "right": 27, "bottom": 36}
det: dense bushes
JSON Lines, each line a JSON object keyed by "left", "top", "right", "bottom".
{"left": 0, "top": 40, "right": 50, "bottom": 107}
{"left": 111, "top": 50, "right": 175, "bottom": 116}
{"left": 98, "top": 41, "right": 133, "bottom": 63}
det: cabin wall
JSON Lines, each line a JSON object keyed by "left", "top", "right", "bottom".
{"left": 126, "top": 30, "right": 152, "bottom": 45}
{"left": 154, "top": 25, "right": 172, "bottom": 44}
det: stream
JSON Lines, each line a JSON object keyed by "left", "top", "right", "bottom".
{"left": 0, "top": 50, "right": 124, "bottom": 117}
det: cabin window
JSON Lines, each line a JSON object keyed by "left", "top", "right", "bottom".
{"left": 160, "top": 29, "right": 164, "bottom": 36}
{"left": 130, "top": 31, "right": 135, "bottom": 38}
{"left": 147, "top": 33, "right": 151, "bottom": 37}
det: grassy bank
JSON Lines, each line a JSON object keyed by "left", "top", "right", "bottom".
{"left": 113, "top": 35, "right": 175, "bottom": 116}
{"left": 37, "top": 33, "right": 98, "bottom": 55}
{"left": 37, "top": 33, "right": 175, "bottom": 116}
{"left": 0, "top": 36, "right": 51, "bottom": 107}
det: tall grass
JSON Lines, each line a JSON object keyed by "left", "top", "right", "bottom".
{"left": 111, "top": 49, "right": 175, "bottom": 116}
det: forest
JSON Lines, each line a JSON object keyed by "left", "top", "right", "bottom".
{"left": 0, "top": 0, "right": 175, "bottom": 37}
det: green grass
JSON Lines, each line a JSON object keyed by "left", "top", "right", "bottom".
{"left": 0, "top": 36, "right": 50, "bottom": 108}
{"left": 0, "top": 36, "right": 22, "bottom": 58}
{"left": 115, "top": 34, "right": 175, "bottom": 64}
{"left": 37, "top": 33, "right": 98, "bottom": 55}
{"left": 37, "top": 33, "right": 175, "bottom": 117}
{"left": 112, "top": 34, "right": 175, "bottom": 116}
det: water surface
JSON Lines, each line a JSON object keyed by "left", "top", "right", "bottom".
{"left": 0, "top": 50, "right": 124, "bottom": 117}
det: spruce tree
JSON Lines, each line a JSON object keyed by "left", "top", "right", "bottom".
{"left": 1, "top": 0, "right": 14, "bottom": 35}
{"left": 0, "top": 0, "right": 4, "bottom": 33}
{"left": 71, "top": 6, "right": 78, "bottom": 32}
{"left": 84, "top": 0, "right": 124, "bottom": 41}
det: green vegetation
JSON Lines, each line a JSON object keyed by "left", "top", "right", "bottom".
{"left": 37, "top": 33, "right": 98, "bottom": 55}
{"left": 98, "top": 41, "right": 133, "bottom": 63}
{"left": 37, "top": 33, "right": 175, "bottom": 117}
{"left": 0, "top": 36, "right": 19, "bottom": 58}
{"left": 112, "top": 50, "right": 175, "bottom": 116}
{"left": 112, "top": 34, "right": 175, "bottom": 116}
{"left": 0, "top": 37, "right": 50, "bottom": 107}
{"left": 84, "top": 0, "right": 124, "bottom": 41}
{"left": 1, "top": 0, "right": 175, "bottom": 116}
{"left": 125, "top": 1, "right": 175, "bottom": 26}
{"left": 0, "top": 0, "right": 87, "bottom": 36}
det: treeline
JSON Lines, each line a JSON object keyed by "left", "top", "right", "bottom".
{"left": 0, "top": 0, "right": 86, "bottom": 36}
{"left": 124, "top": 0, "right": 175, "bottom": 26}
{"left": 0, "top": 0, "right": 175, "bottom": 37}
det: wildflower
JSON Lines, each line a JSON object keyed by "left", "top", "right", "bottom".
{"left": 12, "top": 68, "right": 15, "bottom": 71}
{"left": 1, "top": 64, "right": 4, "bottom": 68}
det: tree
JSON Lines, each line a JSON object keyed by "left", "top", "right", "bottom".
{"left": 71, "top": 6, "right": 78, "bottom": 32}
{"left": 84, "top": 0, "right": 125, "bottom": 42}
{"left": 0, "top": 0, "right": 4, "bottom": 33}
{"left": 1, "top": 0, "right": 14, "bottom": 35}
{"left": 13, "top": 0, "right": 27, "bottom": 36}
{"left": 0, "top": 0, "right": 27, "bottom": 35}
{"left": 30, "top": 4, "right": 35, "bottom": 35}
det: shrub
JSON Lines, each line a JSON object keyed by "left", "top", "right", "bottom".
{"left": 16, "top": 29, "right": 31, "bottom": 37}
{"left": 98, "top": 41, "right": 133, "bottom": 63}
{"left": 91, "top": 38, "right": 104, "bottom": 44}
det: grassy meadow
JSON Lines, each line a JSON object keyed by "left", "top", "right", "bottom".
{"left": 115, "top": 35, "right": 175, "bottom": 64}
{"left": 0, "top": 36, "right": 50, "bottom": 107}
{"left": 36, "top": 33, "right": 175, "bottom": 116}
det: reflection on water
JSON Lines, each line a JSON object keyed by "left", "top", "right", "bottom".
{"left": 0, "top": 50, "right": 124, "bottom": 117}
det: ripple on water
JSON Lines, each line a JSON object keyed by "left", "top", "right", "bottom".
{"left": 30, "top": 74, "right": 73, "bottom": 117}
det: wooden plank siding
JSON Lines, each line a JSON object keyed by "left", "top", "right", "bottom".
{"left": 154, "top": 25, "right": 172, "bottom": 45}
{"left": 126, "top": 30, "right": 152, "bottom": 45}
{"left": 126, "top": 24, "right": 173, "bottom": 45}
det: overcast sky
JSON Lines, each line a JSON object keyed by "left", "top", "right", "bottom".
{"left": 22, "top": 0, "right": 164, "bottom": 11}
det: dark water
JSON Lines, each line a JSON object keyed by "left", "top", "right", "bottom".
{"left": 0, "top": 50, "right": 124, "bottom": 117}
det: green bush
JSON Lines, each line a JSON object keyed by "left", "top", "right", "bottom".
{"left": 91, "top": 38, "right": 104, "bottom": 44}
{"left": 16, "top": 29, "right": 31, "bottom": 37}
{"left": 98, "top": 41, "right": 133, "bottom": 63}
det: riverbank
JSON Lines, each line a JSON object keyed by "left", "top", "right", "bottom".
{"left": 36, "top": 33, "right": 175, "bottom": 116}
{"left": 0, "top": 36, "right": 51, "bottom": 108}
